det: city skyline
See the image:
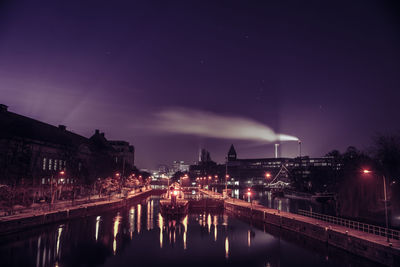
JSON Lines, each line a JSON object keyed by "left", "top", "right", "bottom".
{"left": 1, "top": 0, "right": 399, "bottom": 168}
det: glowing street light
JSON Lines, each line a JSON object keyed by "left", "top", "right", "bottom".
{"left": 362, "top": 169, "right": 390, "bottom": 242}
{"left": 265, "top": 172, "right": 271, "bottom": 179}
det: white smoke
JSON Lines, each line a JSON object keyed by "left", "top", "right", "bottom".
{"left": 153, "top": 108, "right": 298, "bottom": 142}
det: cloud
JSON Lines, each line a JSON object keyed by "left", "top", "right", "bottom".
{"left": 152, "top": 108, "right": 298, "bottom": 142}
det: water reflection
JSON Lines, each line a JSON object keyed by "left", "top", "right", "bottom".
{"left": 0, "top": 196, "right": 383, "bottom": 267}
{"left": 56, "top": 225, "right": 63, "bottom": 257}
{"left": 213, "top": 215, "right": 218, "bottom": 241}
{"left": 147, "top": 200, "right": 154, "bottom": 231}
{"left": 247, "top": 230, "right": 251, "bottom": 247}
{"left": 225, "top": 236, "right": 229, "bottom": 259}
{"left": 182, "top": 215, "right": 188, "bottom": 250}
{"left": 95, "top": 216, "right": 101, "bottom": 241}
{"left": 129, "top": 208, "right": 135, "bottom": 239}
{"left": 36, "top": 236, "right": 41, "bottom": 267}
{"left": 207, "top": 213, "right": 211, "bottom": 233}
{"left": 113, "top": 213, "right": 121, "bottom": 255}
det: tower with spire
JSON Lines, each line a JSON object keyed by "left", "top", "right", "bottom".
{"left": 227, "top": 144, "right": 237, "bottom": 161}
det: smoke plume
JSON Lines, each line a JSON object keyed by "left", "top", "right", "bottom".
{"left": 153, "top": 108, "right": 298, "bottom": 142}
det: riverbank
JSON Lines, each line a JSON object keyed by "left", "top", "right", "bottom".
{"left": 0, "top": 187, "right": 163, "bottom": 235}
{"left": 200, "top": 189, "right": 400, "bottom": 267}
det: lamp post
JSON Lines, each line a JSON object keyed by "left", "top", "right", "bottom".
{"left": 225, "top": 157, "right": 228, "bottom": 198}
{"left": 247, "top": 188, "right": 252, "bottom": 211}
{"left": 115, "top": 172, "right": 121, "bottom": 198}
{"left": 362, "top": 169, "right": 390, "bottom": 242}
{"left": 265, "top": 172, "right": 271, "bottom": 187}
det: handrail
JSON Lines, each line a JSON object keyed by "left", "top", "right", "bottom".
{"left": 298, "top": 209, "right": 400, "bottom": 240}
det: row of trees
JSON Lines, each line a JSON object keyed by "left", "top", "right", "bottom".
{"left": 291, "top": 134, "right": 400, "bottom": 224}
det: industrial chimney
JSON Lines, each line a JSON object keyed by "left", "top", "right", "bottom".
{"left": 274, "top": 143, "right": 280, "bottom": 158}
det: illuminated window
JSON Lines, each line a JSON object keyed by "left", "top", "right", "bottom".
{"left": 54, "top": 159, "right": 58, "bottom": 170}
{"left": 49, "top": 159, "right": 52, "bottom": 170}
{"left": 43, "top": 158, "right": 47, "bottom": 170}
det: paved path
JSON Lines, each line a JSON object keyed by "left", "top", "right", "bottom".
{"left": 0, "top": 188, "right": 151, "bottom": 223}
{"left": 200, "top": 189, "right": 400, "bottom": 250}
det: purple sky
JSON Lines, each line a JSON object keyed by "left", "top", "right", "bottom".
{"left": 1, "top": 0, "right": 399, "bottom": 169}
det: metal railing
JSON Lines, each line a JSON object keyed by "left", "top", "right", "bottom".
{"left": 298, "top": 209, "right": 400, "bottom": 240}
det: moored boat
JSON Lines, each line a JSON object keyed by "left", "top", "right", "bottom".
{"left": 160, "top": 183, "right": 189, "bottom": 218}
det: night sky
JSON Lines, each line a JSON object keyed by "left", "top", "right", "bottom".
{"left": 1, "top": 0, "right": 399, "bottom": 169}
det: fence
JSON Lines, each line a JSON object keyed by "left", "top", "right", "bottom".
{"left": 298, "top": 209, "right": 400, "bottom": 240}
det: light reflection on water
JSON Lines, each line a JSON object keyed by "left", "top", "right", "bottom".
{"left": 0, "top": 196, "right": 383, "bottom": 267}
{"left": 227, "top": 188, "right": 334, "bottom": 215}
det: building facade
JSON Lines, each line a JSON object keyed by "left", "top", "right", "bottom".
{"left": 0, "top": 104, "right": 135, "bottom": 185}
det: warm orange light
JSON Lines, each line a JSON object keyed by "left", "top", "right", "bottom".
{"left": 225, "top": 175, "right": 229, "bottom": 178}
{"left": 173, "top": 190, "right": 178, "bottom": 196}
{"left": 265, "top": 172, "right": 271, "bottom": 178}
{"left": 247, "top": 191, "right": 251, "bottom": 196}
{"left": 115, "top": 173, "right": 120, "bottom": 177}
{"left": 363, "top": 169, "right": 371, "bottom": 174}
{"left": 59, "top": 171, "right": 65, "bottom": 175}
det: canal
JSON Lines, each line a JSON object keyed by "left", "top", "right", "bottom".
{"left": 216, "top": 187, "right": 336, "bottom": 215}
{"left": 0, "top": 195, "right": 383, "bottom": 267}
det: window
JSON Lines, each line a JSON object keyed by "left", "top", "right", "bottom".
{"left": 43, "top": 158, "right": 47, "bottom": 170}
{"left": 54, "top": 159, "right": 58, "bottom": 170}
{"left": 49, "top": 159, "right": 52, "bottom": 170}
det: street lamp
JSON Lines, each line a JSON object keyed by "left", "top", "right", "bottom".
{"left": 225, "top": 174, "right": 229, "bottom": 198}
{"left": 362, "top": 169, "right": 390, "bottom": 242}
{"left": 247, "top": 188, "right": 253, "bottom": 210}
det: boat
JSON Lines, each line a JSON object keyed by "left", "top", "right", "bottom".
{"left": 160, "top": 183, "right": 189, "bottom": 218}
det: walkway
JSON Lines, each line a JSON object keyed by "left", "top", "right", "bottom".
{"left": 0, "top": 187, "right": 151, "bottom": 224}
{"left": 200, "top": 189, "right": 400, "bottom": 249}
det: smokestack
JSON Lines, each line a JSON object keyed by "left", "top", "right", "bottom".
{"left": 298, "top": 140, "right": 302, "bottom": 158}
{"left": 274, "top": 143, "right": 279, "bottom": 158}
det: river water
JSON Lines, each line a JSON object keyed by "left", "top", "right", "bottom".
{"left": 0, "top": 195, "right": 382, "bottom": 267}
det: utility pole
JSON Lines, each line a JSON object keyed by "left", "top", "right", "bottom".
{"left": 225, "top": 157, "right": 228, "bottom": 197}
{"left": 383, "top": 175, "right": 389, "bottom": 242}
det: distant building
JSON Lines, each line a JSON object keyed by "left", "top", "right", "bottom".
{"left": 172, "top": 160, "right": 189, "bottom": 173}
{"left": 0, "top": 104, "right": 134, "bottom": 185}
{"left": 189, "top": 149, "right": 225, "bottom": 179}
{"left": 226, "top": 144, "right": 341, "bottom": 188}
{"left": 188, "top": 144, "right": 342, "bottom": 190}
{"left": 109, "top": 140, "right": 135, "bottom": 175}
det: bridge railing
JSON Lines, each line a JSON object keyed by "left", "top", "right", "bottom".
{"left": 298, "top": 209, "right": 400, "bottom": 240}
